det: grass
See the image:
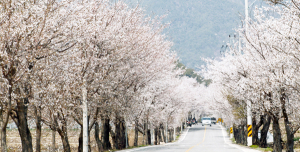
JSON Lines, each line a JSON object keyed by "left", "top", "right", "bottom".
{"left": 176, "top": 134, "right": 180, "bottom": 140}
{"left": 249, "top": 145, "right": 273, "bottom": 152}
{"left": 294, "top": 137, "right": 300, "bottom": 141}
{"left": 230, "top": 138, "right": 236, "bottom": 143}
{"left": 250, "top": 145, "right": 259, "bottom": 148}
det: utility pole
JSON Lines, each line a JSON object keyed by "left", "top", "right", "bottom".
{"left": 245, "top": 0, "right": 252, "bottom": 146}
{"left": 82, "top": 78, "right": 88, "bottom": 152}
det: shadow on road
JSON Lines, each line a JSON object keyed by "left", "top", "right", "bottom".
{"left": 187, "top": 125, "right": 222, "bottom": 132}
{"left": 187, "top": 127, "right": 204, "bottom": 132}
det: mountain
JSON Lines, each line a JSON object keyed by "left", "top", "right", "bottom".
{"left": 125, "top": 0, "right": 266, "bottom": 69}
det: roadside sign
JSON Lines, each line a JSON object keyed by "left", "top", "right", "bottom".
{"left": 247, "top": 125, "right": 252, "bottom": 137}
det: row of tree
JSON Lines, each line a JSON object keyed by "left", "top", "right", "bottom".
{"left": 0, "top": 0, "right": 204, "bottom": 151}
{"left": 203, "top": 1, "right": 300, "bottom": 152}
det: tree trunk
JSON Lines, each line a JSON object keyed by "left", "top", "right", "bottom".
{"left": 94, "top": 122, "right": 103, "bottom": 152}
{"left": 78, "top": 126, "right": 83, "bottom": 152}
{"left": 233, "top": 125, "right": 238, "bottom": 143}
{"left": 259, "top": 114, "right": 271, "bottom": 148}
{"left": 281, "top": 91, "right": 293, "bottom": 152}
{"left": 58, "top": 127, "right": 71, "bottom": 152}
{"left": 15, "top": 98, "right": 33, "bottom": 152}
{"left": 114, "top": 116, "right": 126, "bottom": 150}
{"left": 134, "top": 120, "right": 139, "bottom": 146}
{"left": 285, "top": 128, "right": 294, "bottom": 152}
{"left": 60, "top": 134, "right": 71, "bottom": 152}
{"left": 252, "top": 117, "right": 258, "bottom": 145}
{"left": 1, "top": 73, "right": 13, "bottom": 152}
{"left": 154, "top": 127, "right": 158, "bottom": 145}
{"left": 143, "top": 121, "right": 147, "bottom": 145}
{"left": 101, "top": 118, "right": 111, "bottom": 150}
{"left": 1, "top": 124, "right": 7, "bottom": 152}
{"left": 243, "top": 124, "right": 247, "bottom": 146}
{"left": 147, "top": 128, "right": 151, "bottom": 145}
{"left": 158, "top": 127, "right": 162, "bottom": 144}
{"left": 0, "top": 104, "right": 8, "bottom": 152}
{"left": 168, "top": 129, "right": 172, "bottom": 142}
{"left": 161, "top": 124, "right": 166, "bottom": 142}
{"left": 52, "top": 129, "right": 56, "bottom": 152}
{"left": 252, "top": 115, "right": 263, "bottom": 145}
{"left": 234, "top": 124, "right": 247, "bottom": 146}
{"left": 34, "top": 106, "right": 42, "bottom": 152}
{"left": 238, "top": 125, "right": 243, "bottom": 145}
{"left": 56, "top": 119, "right": 71, "bottom": 152}
{"left": 272, "top": 116, "right": 282, "bottom": 152}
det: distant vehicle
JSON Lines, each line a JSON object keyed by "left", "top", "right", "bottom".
{"left": 192, "top": 118, "right": 197, "bottom": 125}
{"left": 211, "top": 117, "right": 217, "bottom": 124}
{"left": 187, "top": 120, "right": 192, "bottom": 127}
{"left": 201, "top": 117, "right": 211, "bottom": 126}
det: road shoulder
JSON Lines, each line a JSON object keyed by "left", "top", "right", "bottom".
{"left": 220, "top": 125, "right": 260, "bottom": 152}
{"left": 116, "top": 127, "right": 190, "bottom": 152}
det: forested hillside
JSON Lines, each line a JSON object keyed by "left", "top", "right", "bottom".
{"left": 126, "top": 0, "right": 266, "bottom": 69}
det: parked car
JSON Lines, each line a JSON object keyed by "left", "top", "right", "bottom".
{"left": 201, "top": 117, "right": 212, "bottom": 126}
{"left": 211, "top": 117, "right": 217, "bottom": 124}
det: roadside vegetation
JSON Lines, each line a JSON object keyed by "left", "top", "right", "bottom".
{"left": 0, "top": 0, "right": 206, "bottom": 151}
{"left": 202, "top": 1, "right": 300, "bottom": 152}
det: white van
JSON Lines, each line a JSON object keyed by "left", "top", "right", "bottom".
{"left": 201, "top": 117, "right": 212, "bottom": 126}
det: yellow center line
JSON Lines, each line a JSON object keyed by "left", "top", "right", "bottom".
{"left": 185, "top": 126, "right": 207, "bottom": 152}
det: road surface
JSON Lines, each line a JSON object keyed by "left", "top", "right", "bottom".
{"left": 119, "top": 124, "right": 259, "bottom": 152}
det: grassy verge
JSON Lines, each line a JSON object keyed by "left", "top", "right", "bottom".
{"left": 229, "top": 139, "right": 272, "bottom": 152}
{"left": 249, "top": 145, "right": 273, "bottom": 152}
{"left": 230, "top": 138, "right": 236, "bottom": 143}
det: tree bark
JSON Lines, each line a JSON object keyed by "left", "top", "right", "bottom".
{"left": 57, "top": 125, "right": 71, "bottom": 152}
{"left": 168, "top": 129, "right": 172, "bottom": 142}
{"left": 259, "top": 114, "right": 271, "bottom": 148}
{"left": 101, "top": 118, "right": 111, "bottom": 150}
{"left": 233, "top": 125, "right": 239, "bottom": 143}
{"left": 114, "top": 116, "right": 126, "bottom": 150}
{"left": 239, "top": 125, "right": 243, "bottom": 145}
{"left": 0, "top": 103, "right": 8, "bottom": 152}
{"left": 134, "top": 120, "right": 139, "bottom": 146}
{"left": 1, "top": 123, "right": 7, "bottom": 152}
{"left": 144, "top": 121, "right": 151, "bottom": 145}
{"left": 272, "top": 116, "right": 282, "bottom": 152}
{"left": 281, "top": 90, "right": 293, "bottom": 152}
{"left": 158, "top": 127, "right": 162, "bottom": 144}
{"left": 252, "top": 115, "right": 263, "bottom": 145}
{"left": 14, "top": 98, "right": 33, "bottom": 152}
{"left": 34, "top": 106, "right": 42, "bottom": 152}
{"left": 154, "top": 127, "right": 158, "bottom": 145}
{"left": 94, "top": 122, "right": 103, "bottom": 152}
{"left": 243, "top": 124, "right": 247, "bottom": 146}
{"left": 1, "top": 67, "right": 13, "bottom": 152}
{"left": 52, "top": 129, "right": 56, "bottom": 152}
{"left": 161, "top": 124, "right": 166, "bottom": 143}
{"left": 147, "top": 128, "right": 151, "bottom": 145}
{"left": 78, "top": 126, "right": 83, "bottom": 152}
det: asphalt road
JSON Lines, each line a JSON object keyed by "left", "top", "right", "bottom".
{"left": 119, "top": 124, "right": 259, "bottom": 152}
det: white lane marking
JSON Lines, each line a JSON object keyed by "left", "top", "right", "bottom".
{"left": 220, "top": 125, "right": 260, "bottom": 152}
{"left": 118, "top": 127, "right": 190, "bottom": 152}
